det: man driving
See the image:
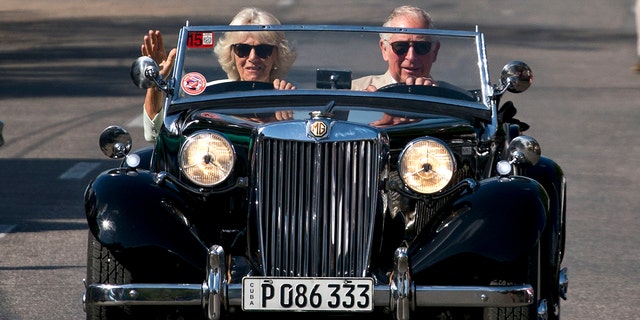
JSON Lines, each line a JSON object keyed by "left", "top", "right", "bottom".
{"left": 351, "top": 5, "right": 440, "bottom": 91}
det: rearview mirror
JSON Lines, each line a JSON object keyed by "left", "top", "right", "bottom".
{"left": 316, "top": 69, "right": 351, "bottom": 89}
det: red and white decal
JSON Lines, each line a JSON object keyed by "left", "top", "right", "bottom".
{"left": 181, "top": 72, "right": 206, "bottom": 95}
{"left": 187, "top": 32, "right": 214, "bottom": 48}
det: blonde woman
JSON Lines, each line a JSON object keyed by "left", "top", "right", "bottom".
{"left": 140, "top": 7, "right": 297, "bottom": 141}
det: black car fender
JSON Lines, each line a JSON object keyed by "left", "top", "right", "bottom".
{"left": 408, "top": 175, "right": 549, "bottom": 274}
{"left": 84, "top": 167, "right": 208, "bottom": 270}
{"left": 524, "top": 155, "right": 566, "bottom": 262}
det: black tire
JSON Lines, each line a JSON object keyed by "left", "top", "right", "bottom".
{"left": 85, "top": 232, "right": 206, "bottom": 320}
{"left": 85, "top": 231, "right": 133, "bottom": 320}
{"left": 483, "top": 281, "right": 532, "bottom": 320}
{"left": 483, "top": 246, "right": 540, "bottom": 320}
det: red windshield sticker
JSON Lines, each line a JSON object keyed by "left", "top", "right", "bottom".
{"left": 181, "top": 72, "right": 206, "bottom": 95}
{"left": 187, "top": 32, "right": 214, "bottom": 48}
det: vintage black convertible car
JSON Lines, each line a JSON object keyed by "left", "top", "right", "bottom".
{"left": 82, "top": 25, "right": 568, "bottom": 320}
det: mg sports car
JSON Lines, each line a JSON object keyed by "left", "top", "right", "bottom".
{"left": 82, "top": 24, "right": 568, "bottom": 320}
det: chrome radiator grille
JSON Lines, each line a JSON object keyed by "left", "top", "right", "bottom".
{"left": 254, "top": 130, "right": 381, "bottom": 277}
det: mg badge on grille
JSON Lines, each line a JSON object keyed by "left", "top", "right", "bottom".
{"left": 309, "top": 120, "right": 328, "bottom": 138}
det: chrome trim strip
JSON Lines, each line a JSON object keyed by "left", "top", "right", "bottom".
{"left": 182, "top": 24, "right": 481, "bottom": 38}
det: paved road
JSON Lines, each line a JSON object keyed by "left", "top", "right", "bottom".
{"left": 1, "top": 0, "right": 639, "bottom": 319}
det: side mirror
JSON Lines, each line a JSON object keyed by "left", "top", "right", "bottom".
{"left": 99, "top": 125, "right": 132, "bottom": 159}
{"left": 508, "top": 135, "right": 540, "bottom": 167}
{"left": 499, "top": 61, "right": 533, "bottom": 94}
{"left": 99, "top": 126, "right": 141, "bottom": 168}
{"left": 130, "top": 56, "right": 161, "bottom": 89}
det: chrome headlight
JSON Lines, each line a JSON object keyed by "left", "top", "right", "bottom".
{"left": 398, "top": 137, "right": 456, "bottom": 194}
{"left": 179, "top": 130, "right": 235, "bottom": 187}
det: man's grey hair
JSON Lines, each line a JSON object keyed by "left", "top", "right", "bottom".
{"left": 380, "top": 5, "right": 435, "bottom": 42}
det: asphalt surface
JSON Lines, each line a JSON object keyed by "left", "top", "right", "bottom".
{"left": 1, "top": 0, "right": 640, "bottom": 319}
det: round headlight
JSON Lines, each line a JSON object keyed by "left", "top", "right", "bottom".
{"left": 179, "top": 130, "right": 235, "bottom": 187}
{"left": 398, "top": 137, "right": 456, "bottom": 194}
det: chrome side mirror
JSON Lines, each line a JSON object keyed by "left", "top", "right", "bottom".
{"left": 99, "top": 125, "right": 132, "bottom": 159}
{"left": 508, "top": 135, "right": 541, "bottom": 167}
{"left": 99, "top": 126, "right": 141, "bottom": 168}
{"left": 499, "top": 61, "right": 533, "bottom": 94}
{"left": 130, "top": 56, "right": 161, "bottom": 89}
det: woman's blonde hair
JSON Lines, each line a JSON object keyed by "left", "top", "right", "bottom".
{"left": 214, "top": 7, "right": 297, "bottom": 81}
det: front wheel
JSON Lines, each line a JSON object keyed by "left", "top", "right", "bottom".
{"left": 84, "top": 232, "right": 206, "bottom": 320}
{"left": 483, "top": 280, "right": 534, "bottom": 320}
{"left": 483, "top": 245, "right": 540, "bottom": 320}
{"left": 85, "top": 231, "right": 133, "bottom": 320}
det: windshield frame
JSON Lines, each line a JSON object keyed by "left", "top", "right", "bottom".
{"left": 166, "top": 24, "right": 494, "bottom": 121}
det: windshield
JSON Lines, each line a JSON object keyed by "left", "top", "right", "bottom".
{"left": 169, "top": 25, "right": 490, "bottom": 109}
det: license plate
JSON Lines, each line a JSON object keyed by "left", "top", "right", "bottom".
{"left": 242, "top": 277, "right": 374, "bottom": 311}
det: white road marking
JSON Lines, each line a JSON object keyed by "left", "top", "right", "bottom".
{"left": 58, "top": 162, "right": 101, "bottom": 180}
{"left": 0, "top": 224, "right": 16, "bottom": 239}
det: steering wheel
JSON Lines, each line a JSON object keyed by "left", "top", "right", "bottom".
{"left": 204, "top": 81, "right": 274, "bottom": 94}
{"left": 376, "top": 83, "right": 475, "bottom": 102}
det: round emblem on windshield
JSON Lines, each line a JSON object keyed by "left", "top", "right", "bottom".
{"left": 181, "top": 72, "right": 206, "bottom": 95}
{"left": 309, "top": 121, "right": 327, "bottom": 137}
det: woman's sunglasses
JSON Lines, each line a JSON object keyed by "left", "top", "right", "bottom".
{"left": 232, "top": 43, "right": 275, "bottom": 59}
{"left": 389, "top": 41, "right": 432, "bottom": 56}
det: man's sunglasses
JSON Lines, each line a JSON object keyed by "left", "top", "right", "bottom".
{"left": 389, "top": 41, "right": 432, "bottom": 56}
{"left": 232, "top": 43, "right": 275, "bottom": 59}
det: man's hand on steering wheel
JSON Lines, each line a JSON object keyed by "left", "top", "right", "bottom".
{"left": 404, "top": 76, "right": 436, "bottom": 86}
{"left": 364, "top": 76, "right": 436, "bottom": 92}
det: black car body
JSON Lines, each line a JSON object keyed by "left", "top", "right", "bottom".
{"left": 82, "top": 25, "right": 568, "bottom": 320}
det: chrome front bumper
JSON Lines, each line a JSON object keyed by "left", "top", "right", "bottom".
{"left": 83, "top": 246, "right": 536, "bottom": 320}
